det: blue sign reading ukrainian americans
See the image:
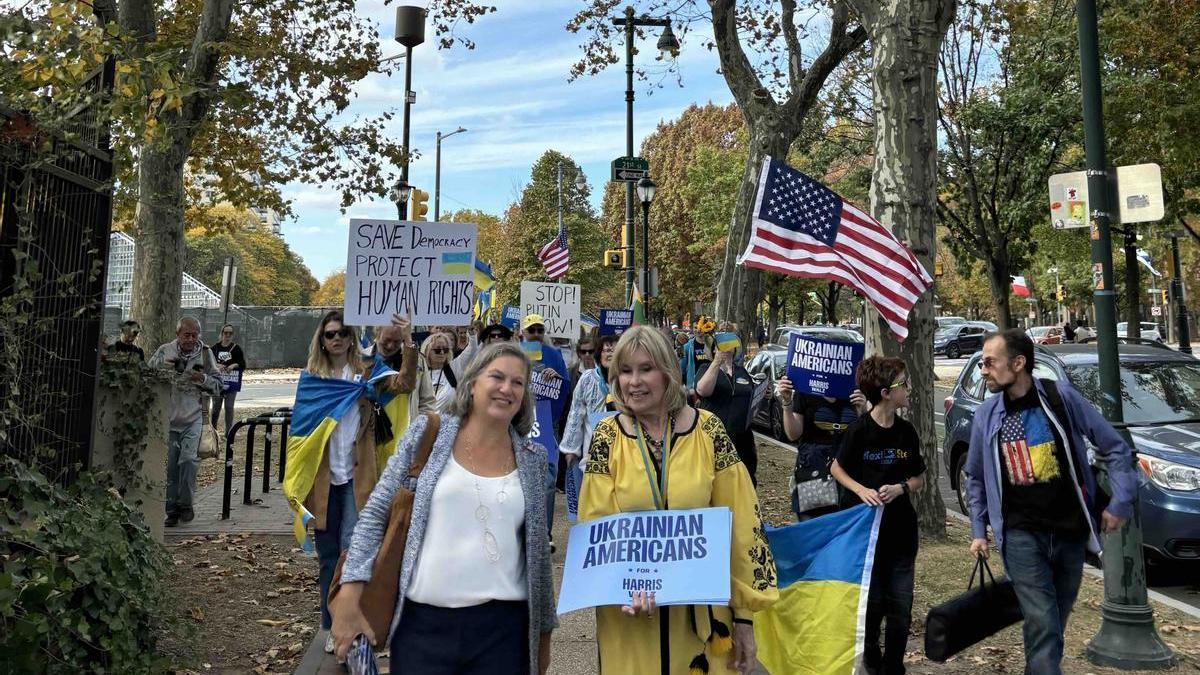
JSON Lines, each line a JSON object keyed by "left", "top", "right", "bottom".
{"left": 786, "top": 333, "right": 864, "bottom": 400}
{"left": 599, "top": 309, "right": 633, "bottom": 336}
{"left": 556, "top": 507, "right": 732, "bottom": 614}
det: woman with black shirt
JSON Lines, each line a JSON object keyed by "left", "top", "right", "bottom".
{"left": 210, "top": 324, "right": 247, "bottom": 436}
{"left": 775, "top": 376, "right": 869, "bottom": 519}
{"left": 831, "top": 356, "right": 925, "bottom": 675}
{"left": 695, "top": 345, "right": 759, "bottom": 484}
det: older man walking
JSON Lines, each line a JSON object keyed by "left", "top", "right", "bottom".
{"left": 150, "top": 316, "right": 221, "bottom": 526}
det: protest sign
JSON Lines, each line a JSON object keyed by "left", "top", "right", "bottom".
{"left": 218, "top": 370, "right": 242, "bottom": 392}
{"left": 520, "top": 281, "right": 581, "bottom": 340}
{"left": 500, "top": 305, "right": 522, "bottom": 330}
{"left": 599, "top": 309, "right": 633, "bottom": 336}
{"left": 786, "top": 333, "right": 864, "bottom": 400}
{"left": 531, "top": 369, "right": 566, "bottom": 403}
{"left": 557, "top": 507, "right": 732, "bottom": 614}
{"left": 344, "top": 218, "right": 477, "bottom": 326}
{"left": 531, "top": 398, "right": 559, "bottom": 466}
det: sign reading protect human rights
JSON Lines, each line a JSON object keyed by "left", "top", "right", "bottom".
{"left": 556, "top": 507, "right": 731, "bottom": 615}
{"left": 520, "top": 281, "right": 581, "bottom": 340}
{"left": 344, "top": 218, "right": 477, "bottom": 326}
{"left": 786, "top": 333, "right": 864, "bottom": 400}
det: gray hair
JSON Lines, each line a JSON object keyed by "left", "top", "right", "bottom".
{"left": 177, "top": 316, "right": 201, "bottom": 332}
{"left": 443, "top": 341, "right": 536, "bottom": 436}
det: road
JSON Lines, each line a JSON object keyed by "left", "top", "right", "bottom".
{"left": 239, "top": 381, "right": 299, "bottom": 409}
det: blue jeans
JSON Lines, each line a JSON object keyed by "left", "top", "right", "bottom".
{"left": 864, "top": 550, "right": 915, "bottom": 675}
{"left": 315, "top": 481, "right": 358, "bottom": 630}
{"left": 1002, "top": 528, "right": 1087, "bottom": 675}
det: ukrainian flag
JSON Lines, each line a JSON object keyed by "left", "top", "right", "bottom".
{"left": 755, "top": 505, "right": 882, "bottom": 674}
{"left": 441, "top": 251, "right": 473, "bottom": 276}
{"left": 474, "top": 258, "right": 496, "bottom": 292}
{"left": 474, "top": 287, "right": 496, "bottom": 321}
{"left": 521, "top": 340, "right": 543, "bottom": 362}
{"left": 715, "top": 331, "right": 740, "bottom": 352}
{"left": 282, "top": 358, "right": 401, "bottom": 550}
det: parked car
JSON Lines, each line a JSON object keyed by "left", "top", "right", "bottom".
{"left": 1028, "top": 325, "right": 1065, "bottom": 345}
{"left": 972, "top": 320, "right": 999, "bottom": 332}
{"left": 771, "top": 325, "right": 865, "bottom": 348}
{"left": 933, "top": 322, "right": 990, "bottom": 358}
{"left": 746, "top": 346, "right": 789, "bottom": 440}
{"left": 938, "top": 316, "right": 967, "bottom": 329}
{"left": 1117, "top": 321, "right": 1163, "bottom": 342}
{"left": 942, "top": 344, "right": 1200, "bottom": 562}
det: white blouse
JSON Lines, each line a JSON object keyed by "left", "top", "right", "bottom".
{"left": 406, "top": 455, "right": 527, "bottom": 607}
{"left": 328, "top": 364, "right": 361, "bottom": 486}
{"left": 429, "top": 367, "right": 456, "bottom": 409}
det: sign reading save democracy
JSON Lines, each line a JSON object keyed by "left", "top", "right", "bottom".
{"left": 786, "top": 333, "right": 865, "bottom": 400}
{"left": 344, "top": 218, "right": 478, "bottom": 326}
{"left": 556, "top": 507, "right": 731, "bottom": 614}
{"left": 598, "top": 309, "right": 633, "bottom": 336}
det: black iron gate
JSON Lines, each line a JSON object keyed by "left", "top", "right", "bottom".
{"left": 0, "top": 61, "right": 116, "bottom": 484}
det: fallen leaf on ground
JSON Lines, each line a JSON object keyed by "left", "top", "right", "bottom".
{"left": 256, "top": 619, "right": 287, "bottom": 627}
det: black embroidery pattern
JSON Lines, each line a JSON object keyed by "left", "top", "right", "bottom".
{"left": 586, "top": 418, "right": 616, "bottom": 475}
{"left": 748, "top": 502, "right": 777, "bottom": 591}
{"left": 704, "top": 414, "right": 742, "bottom": 471}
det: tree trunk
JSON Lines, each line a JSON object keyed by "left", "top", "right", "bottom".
{"left": 984, "top": 256, "right": 1014, "bottom": 329}
{"left": 1123, "top": 235, "right": 1141, "bottom": 339}
{"left": 853, "top": 0, "right": 956, "bottom": 538}
{"left": 767, "top": 289, "right": 781, "bottom": 337}
{"left": 131, "top": 145, "right": 190, "bottom": 350}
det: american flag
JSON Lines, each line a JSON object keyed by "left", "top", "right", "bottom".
{"left": 538, "top": 224, "right": 570, "bottom": 280}
{"left": 1000, "top": 413, "right": 1036, "bottom": 485}
{"left": 738, "top": 157, "right": 933, "bottom": 340}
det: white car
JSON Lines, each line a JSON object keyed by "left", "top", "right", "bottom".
{"left": 1117, "top": 321, "right": 1163, "bottom": 342}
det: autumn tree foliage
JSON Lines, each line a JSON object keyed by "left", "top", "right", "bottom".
{"left": 313, "top": 270, "right": 347, "bottom": 307}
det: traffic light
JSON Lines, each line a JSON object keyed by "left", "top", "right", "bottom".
{"left": 934, "top": 260, "right": 944, "bottom": 277}
{"left": 603, "top": 249, "right": 626, "bottom": 268}
{"left": 1162, "top": 288, "right": 1169, "bottom": 304}
{"left": 1056, "top": 285, "right": 1065, "bottom": 302}
{"left": 409, "top": 189, "right": 429, "bottom": 221}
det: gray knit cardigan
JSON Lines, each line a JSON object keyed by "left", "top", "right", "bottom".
{"left": 341, "top": 414, "right": 558, "bottom": 672}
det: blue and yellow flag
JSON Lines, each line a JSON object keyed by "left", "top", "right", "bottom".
{"left": 474, "top": 258, "right": 496, "bottom": 291}
{"left": 441, "top": 251, "right": 473, "bottom": 276}
{"left": 715, "top": 331, "right": 740, "bottom": 352}
{"left": 282, "top": 358, "right": 401, "bottom": 549}
{"left": 474, "top": 287, "right": 496, "bottom": 321}
{"left": 754, "top": 505, "right": 882, "bottom": 674}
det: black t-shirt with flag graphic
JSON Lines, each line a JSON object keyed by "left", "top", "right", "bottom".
{"left": 836, "top": 414, "right": 926, "bottom": 559}
{"left": 998, "top": 387, "right": 1088, "bottom": 535}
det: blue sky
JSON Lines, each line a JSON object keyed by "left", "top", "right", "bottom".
{"left": 281, "top": 0, "right": 737, "bottom": 282}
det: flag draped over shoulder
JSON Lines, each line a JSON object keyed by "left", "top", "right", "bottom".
{"left": 738, "top": 157, "right": 932, "bottom": 341}
{"left": 755, "top": 505, "right": 883, "bottom": 674}
{"left": 282, "top": 357, "right": 398, "bottom": 549}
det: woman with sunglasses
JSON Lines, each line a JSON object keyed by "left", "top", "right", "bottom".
{"left": 560, "top": 334, "right": 619, "bottom": 466}
{"left": 830, "top": 356, "right": 926, "bottom": 675}
{"left": 293, "top": 310, "right": 417, "bottom": 652}
{"left": 209, "top": 323, "right": 246, "bottom": 437}
{"left": 422, "top": 332, "right": 458, "bottom": 408}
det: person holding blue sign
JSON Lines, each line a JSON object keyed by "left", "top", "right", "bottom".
{"left": 694, "top": 335, "right": 759, "bottom": 485}
{"left": 830, "top": 356, "right": 926, "bottom": 675}
{"left": 579, "top": 326, "right": 777, "bottom": 675}
{"left": 209, "top": 323, "right": 246, "bottom": 437}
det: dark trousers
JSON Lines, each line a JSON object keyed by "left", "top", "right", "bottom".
{"left": 733, "top": 427, "right": 758, "bottom": 486}
{"left": 864, "top": 550, "right": 916, "bottom": 675}
{"left": 391, "top": 599, "right": 529, "bottom": 674}
{"left": 210, "top": 391, "right": 237, "bottom": 437}
{"left": 1002, "top": 528, "right": 1087, "bottom": 675}
{"left": 314, "top": 481, "right": 358, "bottom": 630}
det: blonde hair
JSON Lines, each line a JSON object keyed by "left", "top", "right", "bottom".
{"left": 608, "top": 325, "right": 687, "bottom": 416}
{"left": 421, "top": 332, "right": 454, "bottom": 366}
{"left": 444, "top": 342, "right": 536, "bottom": 435}
{"left": 306, "top": 310, "right": 360, "bottom": 378}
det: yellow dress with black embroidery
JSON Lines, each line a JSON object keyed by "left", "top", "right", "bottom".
{"left": 579, "top": 409, "right": 778, "bottom": 675}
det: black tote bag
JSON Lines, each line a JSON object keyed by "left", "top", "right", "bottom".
{"left": 924, "top": 555, "right": 1024, "bottom": 662}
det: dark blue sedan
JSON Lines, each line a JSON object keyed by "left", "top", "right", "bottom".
{"left": 942, "top": 344, "right": 1200, "bottom": 562}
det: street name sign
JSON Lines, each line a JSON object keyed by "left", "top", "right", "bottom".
{"left": 1048, "top": 171, "right": 1090, "bottom": 229}
{"left": 611, "top": 156, "right": 649, "bottom": 182}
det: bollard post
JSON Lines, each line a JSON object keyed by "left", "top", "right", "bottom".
{"left": 243, "top": 422, "right": 256, "bottom": 505}
{"left": 222, "top": 421, "right": 237, "bottom": 520}
{"left": 278, "top": 419, "right": 289, "bottom": 482}
{"left": 262, "top": 422, "right": 273, "bottom": 494}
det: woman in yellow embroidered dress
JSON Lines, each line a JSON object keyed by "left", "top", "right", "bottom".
{"left": 579, "top": 326, "right": 778, "bottom": 675}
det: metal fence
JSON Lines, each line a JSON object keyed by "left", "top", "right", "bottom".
{"left": 0, "top": 61, "right": 116, "bottom": 484}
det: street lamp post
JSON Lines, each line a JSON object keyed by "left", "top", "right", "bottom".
{"left": 636, "top": 176, "right": 656, "bottom": 309}
{"left": 434, "top": 126, "right": 467, "bottom": 222}
{"left": 1077, "top": 0, "right": 1174, "bottom": 668}
{"left": 1171, "top": 231, "right": 1192, "bottom": 353}
{"left": 612, "top": 6, "right": 678, "bottom": 304}
{"left": 394, "top": 6, "right": 425, "bottom": 218}
{"left": 389, "top": 179, "right": 412, "bottom": 221}
{"left": 555, "top": 160, "right": 588, "bottom": 283}
{"left": 1049, "top": 266, "right": 1063, "bottom": 323}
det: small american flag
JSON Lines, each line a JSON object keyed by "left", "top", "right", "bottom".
{"left": 538, "top": 225, "right": 570, "bottom": 280}
{"left": 738, "top": 157, "right": 933, "bottom": 340}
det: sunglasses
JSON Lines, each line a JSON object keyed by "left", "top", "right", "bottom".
{"left": 525, "top": 327, "right": 545, "bottom": 334}
{"left": 323, "top": 327, "right": 351, "bottom": 340}
{"left": 887, "top": 378, "right": 911, "bottom": 391}
{"left": 431, "top": 347, "right": 449, "bottom": 354}
{"left": 578, "top": 349, "right": 594, "bottom": 355}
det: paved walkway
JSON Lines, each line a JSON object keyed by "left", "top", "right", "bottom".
{"left": 164, "top": 475, "right": 292, "bottom": 538}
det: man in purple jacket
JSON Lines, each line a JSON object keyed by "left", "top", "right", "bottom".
{"left": 966, "top": 329, "right": 1139, "bottom": 675}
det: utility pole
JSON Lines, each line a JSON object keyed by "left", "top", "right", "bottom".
{"left": 434, "top": 126, "right": 467, "bottom": 222}
{"left": 1049, "top": 266, "right": 1064, "bottom": 324}
{"left": 1172, "top": 231, "right": 1192, "bottom": 353}
{"left": 394, "top": 6, "right": 425, "bottom": 217}
{"left": 1123, "top": 229, "right": 1141, "bottom": 339}
{"left": 1077, "top": 0, "right": 1174, "bottom": 667}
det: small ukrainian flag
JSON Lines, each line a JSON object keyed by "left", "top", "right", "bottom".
{"left": 715, "top": 331, "right": 740, "bottom": 352}
{"left": 441, "top": 251, "right": 473, "bottom": 276}
{"left": 521, "top": 340, "right": 543, "bottom": 362}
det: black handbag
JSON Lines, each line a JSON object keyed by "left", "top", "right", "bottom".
{"left": 924, "top": 555, "right": 1023, "bottom": 662}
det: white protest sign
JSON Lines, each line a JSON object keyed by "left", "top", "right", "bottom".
{"left": 344, "top": 219, "right": 477, "bottom": 326}
{"left": 520, "top": 281, "right": 581, "bottom": 340}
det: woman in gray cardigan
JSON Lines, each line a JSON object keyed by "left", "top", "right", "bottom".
{"left": 331, "top": 342, "right": 557, "bottom": 674}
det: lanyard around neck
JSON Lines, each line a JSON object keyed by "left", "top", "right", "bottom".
{"left": 634, "top": 416, "right": 673, "bottom": 510}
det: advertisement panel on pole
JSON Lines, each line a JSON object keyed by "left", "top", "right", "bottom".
{"left": 344, "top": 218, "right": 477, "bottom": 326}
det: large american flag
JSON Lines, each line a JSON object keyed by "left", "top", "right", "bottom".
{"left": 538, "top": 224, "right": 570, "bottom": 280}
{"left": 738, "top": 157, "right": 933, "bottom": 340}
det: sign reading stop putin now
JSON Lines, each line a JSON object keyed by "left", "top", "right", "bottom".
{"left": 520, "top": 281, "right": 582, "bottom": 340}
{"left": 344, "top": 218, "right": 478, "bottom": 326}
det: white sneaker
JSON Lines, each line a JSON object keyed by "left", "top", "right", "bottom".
{"left": 324, "top": 633, "right": 335, "bottom": 654}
